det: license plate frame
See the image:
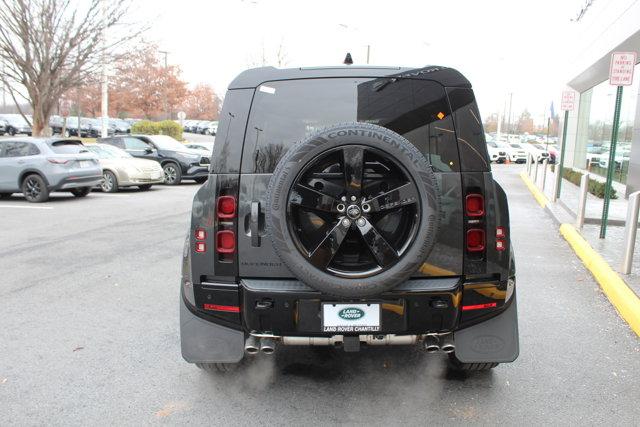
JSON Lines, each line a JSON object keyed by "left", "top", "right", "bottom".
{"left": 322, "top": 303, "right": 381, "bottom": 333}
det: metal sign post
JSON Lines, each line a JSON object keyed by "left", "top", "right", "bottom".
{"left": 555, "top": 90, "right": 576, "bottom": 199}
{"left": 600, "top": 51, "right": 637, "bottom": 238}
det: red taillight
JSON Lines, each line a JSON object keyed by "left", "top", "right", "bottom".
{"left": 462, "top": 302, "right": 497, "bottom": 311}
{"left": 465, "top": 194, "right": 484, "bottom": 217}
{"left": 466, "top": 229, "right": 485, "bottom": 252}
{"left": 195, "top": 242, "right": 206, "bottom": 253}
{"left": 195, "top": 228, "right": 207, "bottom": 240}
{"left": 216, "top": 230, "right": 236, "bottom": 253}
{"left": 203, "top": 304, "right": 240, "bottom": 313}
{"left": 496, "top": 226, "right": 506, "bottom": 238}
{"left": 217, "top": 196, "right": 236, "bottom": 219}
{"left": 496, "top": 239, "right": 506, "bottom": 251}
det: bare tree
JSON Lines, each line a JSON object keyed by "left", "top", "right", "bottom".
{"left": 0, "top": 0, "right": 142, "bottom": 136}
{"left": 246, "top": 40, "right": 290, "bottom": 68}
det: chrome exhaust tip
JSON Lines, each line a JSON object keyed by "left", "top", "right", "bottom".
{"left": 440, "top": 334, "right": 455, "bottom": 353}
{"left": 259, "top": 337, "right": 276, "bottom": 354}
{"left": 423, "top": 335, "right": 440, "bottom": 353}
{"left": 244, "top": 335, "right": 259, "bottom": 355}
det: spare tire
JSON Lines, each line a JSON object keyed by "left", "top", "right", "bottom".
{"left": 266, "top": 123, "right": 440, "bottom": 297}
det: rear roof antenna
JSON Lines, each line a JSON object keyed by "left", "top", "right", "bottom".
{"left": 343, "top": 53, "right": 353, "bottom": 65}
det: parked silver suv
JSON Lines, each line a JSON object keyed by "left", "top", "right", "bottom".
{"left": 0, "top": 138, "right": 102, "bottom": 202}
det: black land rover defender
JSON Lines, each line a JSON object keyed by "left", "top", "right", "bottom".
{"left": 180, "top": 65, "right": 518, "bottom": 373}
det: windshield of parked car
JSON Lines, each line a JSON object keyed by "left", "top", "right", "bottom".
{"left": 487, "top": 141, "right": 498, "bottom": 148}
{"left": 510, "top": 144, "right": 522, "bottom": 149}
{"left": 49, "top": 140, "right": 89, "bottom": 154}
{"left": 534, "top": 144, "right": 545, "bottom": 150}
{"left": 147, "top": 135, "right": 187, "bottom": 151}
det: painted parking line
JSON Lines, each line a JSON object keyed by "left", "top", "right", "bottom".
{"left": 90, "top": 193, "right": 132, "bottom": 197}
{"left": 0, "top": 205, "right": 53, "bottom": 210}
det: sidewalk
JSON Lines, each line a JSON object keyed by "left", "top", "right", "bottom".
{"left": 525, "top": 162, "right": 640, "bottom": 298}
{"left": 518, "top": 163, "right": 640, "bottom": 336}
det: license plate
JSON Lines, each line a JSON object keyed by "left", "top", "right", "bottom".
{"left": 78, "top": 160, "right": 91, "bottom": 168}
{"left": 322, "top": 303, "right": 380, "bottom": 333}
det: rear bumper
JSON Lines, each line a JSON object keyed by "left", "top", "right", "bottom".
{"left": 183, "top": 166, "right": 209, "bottom": 179}
{"left": 51, "top": 174, "right": 103, "bottom": 190}
{"left": 180, "top": 278, "right": 518, "bottom": 363}
{"left": 188, "top": 277, "right": 515, "bottom": 337}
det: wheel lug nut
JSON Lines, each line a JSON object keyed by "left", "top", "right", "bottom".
{"left": 337, "top": 203, "right": 345, "bottom": 212}
{"left": 356, "top": 218, "right": 366, "bottom": 227}
{"left": 350, "top": 195, "right": 357, "bottom": 202}
{"left": 362, "top": 204, "right": 371, "bottom": 213}
{"left": 341, "top": 196, "right": 347, "bottom": 201}
{"left": 342, "top": 218, "right": 351, "bottom": 227}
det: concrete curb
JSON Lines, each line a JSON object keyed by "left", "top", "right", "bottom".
{"left": 519, "top": 170, "right": 640, "bottom": 337}
{"left": 559, "top": 224, "right": 640, "bottom": 337}
{"left": 519, "top": 171, "right": 548, "bottom": 208}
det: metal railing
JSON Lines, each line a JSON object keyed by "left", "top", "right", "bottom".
{"left": 621, "top": 191, "right": 640, "bottom": 275}
{"left": 525, "top": 152, "right": 640, "bottom": 275}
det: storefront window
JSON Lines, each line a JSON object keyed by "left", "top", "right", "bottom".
{"left": 574, "top": 63, "right": 639, "bottom": 184}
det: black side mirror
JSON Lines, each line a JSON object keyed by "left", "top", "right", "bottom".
{"left": 144, "top": 147, "right": 153, "bottom": 154}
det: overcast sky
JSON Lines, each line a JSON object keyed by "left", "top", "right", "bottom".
{"left": 135, "top": 0, "right": 582, "bottom": 124}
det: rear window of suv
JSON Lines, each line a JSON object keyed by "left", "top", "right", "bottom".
{"left": 49, "top": 141, "right": 88, "bottom": 154}
{"left": 241, "top": 78, "right": 460, "bottom": 173}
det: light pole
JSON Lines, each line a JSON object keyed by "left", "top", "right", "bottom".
{"left": 100, "top": 0, "right": 109, "bottom": 137}
{"left": 159, "top": 50, "right": 169, "bottom": 120}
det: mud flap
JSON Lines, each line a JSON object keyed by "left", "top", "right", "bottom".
{"left": 180, "top": 298, "right": 245, "bottom": 364}
{"left": 453, "top": 297, "right": 519, "bottom": 363}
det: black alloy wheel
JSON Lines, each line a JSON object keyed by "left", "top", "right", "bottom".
{"left": 267, "top": 122, "right": 440, "bottom": 297}
{"left": 22, "top": 174, "right": 49, "bottom": 203}
{"left": 287, "top": 145, "right": 420, "bottom": 278}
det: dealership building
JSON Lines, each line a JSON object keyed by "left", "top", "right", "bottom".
{"left": 561, "top": 0, "right": 640, "bottom": 197}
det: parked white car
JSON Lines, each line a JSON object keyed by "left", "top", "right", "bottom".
{"left": 499, "top": 143, "right": 528, "bottom": 164}
{"left": 523, "top": 143, "right": 551, "bottom": 163}
{"left": 487, "top": 141, "right": 507, "bottom": 163}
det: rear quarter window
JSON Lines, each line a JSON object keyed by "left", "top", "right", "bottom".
{"left": 2, "top": 141, "right": 40, "bottom": 157}
{"left": 447, "top": 88, "right": 490, "bottom": 172}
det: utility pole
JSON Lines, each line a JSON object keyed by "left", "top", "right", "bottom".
{"left": 100, "top": 0, "right": 109, "bottom": 138}
{"left": 77, "top": 44, "right": 81, "bottom": 137}
{"left": 507, "top": 92, "right": 513, "bottom": 135}
{"left": 159, "top": 50, "right": 169, "bottom": 120}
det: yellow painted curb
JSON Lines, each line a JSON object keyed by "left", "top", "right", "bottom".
{"left": 559, "top": 223, "right": 640, "bottom": 337}
{"left": 519, "top": 171, "right": 548, "bottom": 208}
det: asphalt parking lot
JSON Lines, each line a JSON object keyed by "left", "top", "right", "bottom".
{"left": 1, "top": 164, "right": 639, "bottom": 425}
